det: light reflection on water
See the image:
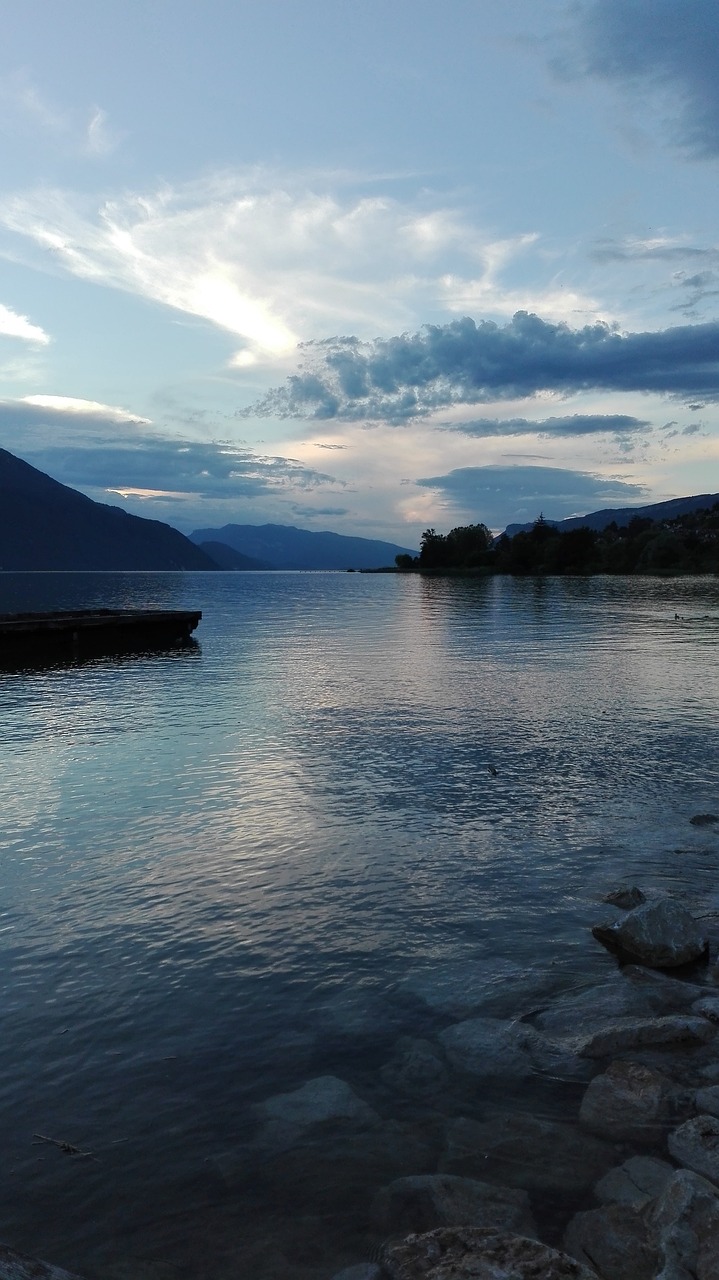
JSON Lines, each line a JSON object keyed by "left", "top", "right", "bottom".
{"left": 0, "top": 572, "right": 718, "bottom": 1275}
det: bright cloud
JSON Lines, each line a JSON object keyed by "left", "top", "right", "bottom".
{"left": 0, "top": 303, "right": 49, "bottom": 344}
{"left": 0, "top": 173, "right": 592, "bottom": 362}
{"left": 22, "top": 395, "right": 149, "bottom": 422}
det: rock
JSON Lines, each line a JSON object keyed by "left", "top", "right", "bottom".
{"left": 579, "top": 1060, "right": 672, "bottom": 1143}
{"left": 371, "top": 1173, "right": 536, "bottom": 1238}
{"left": 315, "top": 991, "right": 403, "bottom": 1040}
{"left": 437, "top": 1017, "right": 531, "bottom": 1079}
{"left": 396, "top": 960, "right": 548, "bottom": 1019}
{"left": 668, "top": 1114, "right": 719, "bottom": 1185}
{"left": 440, "top": 1112, "right": 615, "bottom": 1193}
{"left": 331, "top": 1266, "right": 382, "bottom": 1280}
{"left": 591, "top": 897, "right": 708, "bottom": 968}
{"left": 0, "top": 1244, "right": 85, "bottom": 1278}
{"left": 696, "top": 1085, "right": 719, "bottom": 1117}
{"left": 380, "top": 1227, "right": 599, "bottom": 1279}
{"left": 602, "top": 886, "right": 646, "bottom": 910}
{"left": 692, "top": 995, "right": 719, "bottom": 1024}
{"left": 380, "top": 1037, "right": 448, "bottom": 1097}
{"left": 648, "top": 1167, "right": 719, "bottom": 1279}
{"left": 622, "top": 965, "right": 706, "bottom": 1009}
{"left": 594, "top": 1155, "right": 675, "bottom": 1210}
{"left": 438, "top": 1016, "right": 587, "bottom": 1084}
{"left": 533, "top": 976, "right": 657, "bottom": 1039}
{"left": 253, "top": 1075, "right": 379, "bottom": 1152}
{"left": 690, "top": 813, "right": 719, "bottom": 826}
{"left": 577, "top": 1014, "right": 715, "bottom": 1058}
{"left": 563, "top": 1204, "right": 657, "bottom": 1280}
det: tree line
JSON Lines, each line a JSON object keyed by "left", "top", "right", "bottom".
{"left": 394, "top": 504, "right": 719, "bottom": 575}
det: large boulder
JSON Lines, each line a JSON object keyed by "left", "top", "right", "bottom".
{"left": 440, "top": 1112, "right": 615, "bottom": 1194}
{"left": 579, "top": 1060, "right": 672, "bottom": 1143}
{"left": 577, "top": 1014, "right": 715, "bottom": 1058}
{"left": 371, "top": 1173, "right": 536, "bottom": 1238}
{"left": 594, "top": 1155, "right": 675, "bottom": 1211}
{"left": 592, "top": 898, "right": 708, "bottom": 968}
{"left": 668, "top": 1114, "right": 719, "bottom": 1186}
{"left": 563, "top": 1204, "right": 657, "bottom": 1280}
{"left": 380, "top": 1227, "right": 599, "bottom": 1279}
{"left": 648, "top": 1167, "right": 719, "bottom": 1279}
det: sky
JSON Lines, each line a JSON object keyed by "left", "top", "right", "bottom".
{"left": 1, "top": 0, "right": 718, "bottom": 545}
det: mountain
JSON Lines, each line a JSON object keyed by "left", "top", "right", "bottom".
{"left": 0, "top": 448, "right": 216, "bottom": 570}
{"left": 502, "top": 493, "right": 719, "bottom": 539}
{"left": 196, "top": 541, "right": 272, "bottom": 570}
{"left": 189, "top": 523, "right": 419, "bottom": 570}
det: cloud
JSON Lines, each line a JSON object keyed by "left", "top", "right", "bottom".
{"left": 20, "top": 395, "right": 148, "bottom": 422}
{"left": 0, "top": 172, "right": 597, "bottom": 362}
{"left": 241, "top": 311, "right": 719, "bottom": 423}
{"left": 0, "top": 72, "right": 119, "bottom": 159}
{"left": 590, "top": 236, "right": 717, "bottom": 263}
{"left": 415, "top": 464, "right": 648, "bottom": 527}
{"left": 290, "top": 504, "right": 350, "bottom": 518}
{"left": 566, "top": 0, "right": 719, "bottom": 159}
{"left": 0, "top": 303, "right": 50, "bottom": 344}
{"left": 16, "top": 436, "right": 339, "bottom": 502}
{"left": 447, "top": 413, "right": 649, "bottom": 438}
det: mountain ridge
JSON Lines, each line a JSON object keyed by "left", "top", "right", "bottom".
{"left": 501, "top": 492, "right": 719, "bottom": 539}
{"left": 189, "top": 522, "right": 419, "bottom": 570}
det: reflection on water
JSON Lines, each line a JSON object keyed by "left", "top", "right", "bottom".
{"left": 0, "top": 572, "right": 718, "bottom": 1275}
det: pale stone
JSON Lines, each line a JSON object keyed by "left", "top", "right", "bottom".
{"left": 648, "top": 1168, "right": 719, "bottom": 1280}
{"left": 254, "top": 1075, "right": 379, "bottom": 1152}
{"left": 594, "top": 1156, "right": 675, "bottom": 1211}
{"left": 579, "top": 1059, "right": 671, "bottom": 1143}
{"left": 440, "top": 1112, "right": 614, "bottom": 1193}
{"left": 563, "top": 1204, "right": 657, "bottom": 1280}
{"left": 577, "top": 1014, "right": 715, "bottom": 1058}
{"left": 668, "top": 1114, "right": 719, "bottom": 1186}
{"left": 381, "top": 1228, "right": 599, "bottom": 1280}
{"left": 371, "top": 1173, "right": 536, "bottom": 1238}
{"left": 591, "top": 897, "right": 708, "bottom": 968}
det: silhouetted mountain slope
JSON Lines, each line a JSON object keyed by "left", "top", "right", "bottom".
{"left": 190, "top": 523, "right": 418, "bottom": 570}
{"left": 503, "top": 493, "right": 719, "bottom": 538}
{"left": 197, "top": 541, "right": 272, "bottom": 570}
{"left": 0, "top": 448, "right": 216, "bottom": 570}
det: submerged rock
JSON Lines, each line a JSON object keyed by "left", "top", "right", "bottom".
{"left": 380, "top": 1227, "right": 599, "bottom": 1279}
{"left": 440, "top": 1112, "right": 614, "bottom": 1193}
{"left": 563, "top": 1204, "right": 657, "bottom": 1280}
{"left": 380, "top": 1037, "right": 448, "bottom": 1098}
{"left": 690, "top": 813, "right": 719, "bottom": 826}
{"left": 371, "top": 1173, "right": 536, "bottom": 1238}
{"left": 438, "top": 1015, "right": 586, "bottom": 1084}
{"left": 396, "top": 959, "right": 548, "bottom": 1019}
{"left": 579, "top": 1059, "right": 672, "bottom": 1143}
{"left": 594, "top": 1155, "right": 675, "bottom": 1211}
{"left": 668, "top": 1114, "right": 719, "bottom": 1186}
{"left": 253, "top": 1075, "right": 379, "bottom": 1152}
{"left": 331, "top": 1266, "right": 382, "bottom": 1280}
{"left": 577, "top": 1014, "right": 715, "bottom": 1059}
{"left": 602, "top": 886, "right": 646, "bottom": 910}
{"left": 696, "top": 1084, "right": 719, "bottom": 1117}
{"left": 591, "top": 897, "right": 708, "bottom": 968}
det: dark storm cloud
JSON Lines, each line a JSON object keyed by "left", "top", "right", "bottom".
{"left": 415, "top": 464, "right": 647, "bottom": 527}
{"left": 17, "top": 437, "right": 337, "bottom": 499}
{"left": 568, "top": 0, "right": 719, "bottom": 158}
{"left": 448, "top": 413, "right": 648, "bottom": 438}
{"left": 239, "top": 312, "right": 719, "bottom": 424}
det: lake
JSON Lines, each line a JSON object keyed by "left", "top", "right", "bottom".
{"left": 0, "top": 571, "right": 718, "bottom": 1278}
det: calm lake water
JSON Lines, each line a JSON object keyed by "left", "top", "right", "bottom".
{"left": 0, "top": 571, "right": 718, "bottom": 1278}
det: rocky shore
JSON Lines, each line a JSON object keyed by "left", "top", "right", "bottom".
{"left": 7, "top": 881, "right": 719, "bottom": 1279}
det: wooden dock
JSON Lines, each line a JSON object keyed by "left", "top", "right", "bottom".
{"left": 0, "top": 609, "right": 202, "bottom": 665}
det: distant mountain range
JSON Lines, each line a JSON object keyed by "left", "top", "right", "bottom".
{"left": 190, "top": 523, "right": 418, "bottom": 570}
{"left": 0, "top": 448, "right": 215, "bottom": 570}
{"left": 502, "top": 492, "right": 719, "bottom": 539}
